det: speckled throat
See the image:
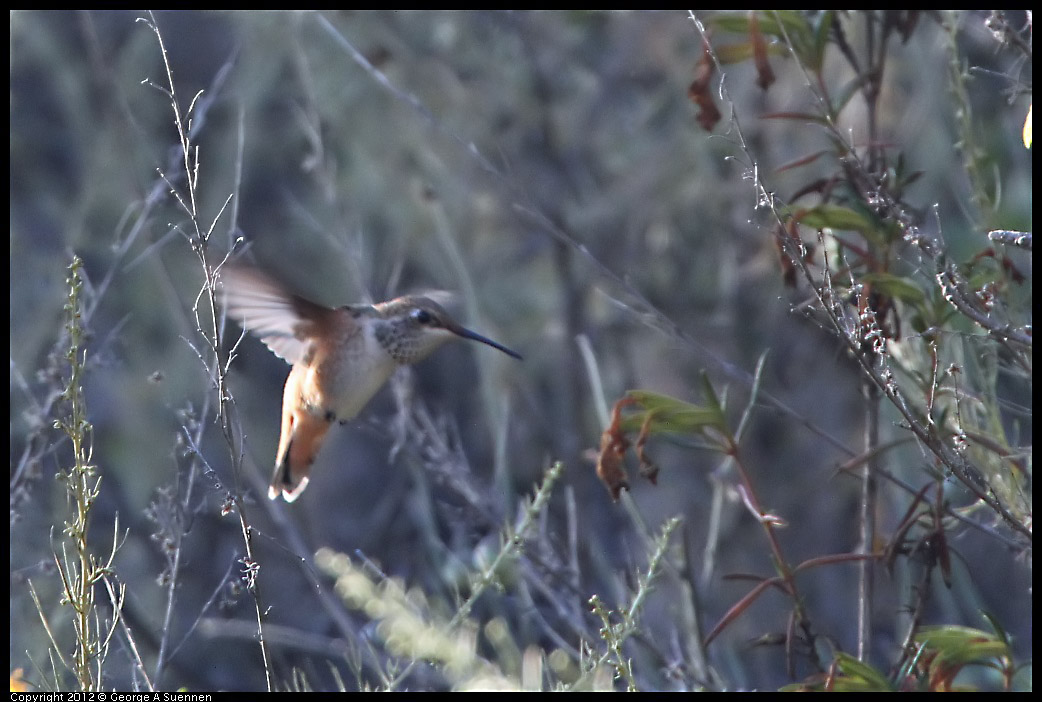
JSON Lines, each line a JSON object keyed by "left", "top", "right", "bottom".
{"left": 372, "top": 295, "right": 522, "bottom": 364}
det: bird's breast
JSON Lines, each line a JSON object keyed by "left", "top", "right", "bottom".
{"left": 308, "top": 323, "right": 398, "bottom": 421}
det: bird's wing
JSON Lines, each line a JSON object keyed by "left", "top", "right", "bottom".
{"left": 220, "top": 264, "right": 330, "bottom": 365}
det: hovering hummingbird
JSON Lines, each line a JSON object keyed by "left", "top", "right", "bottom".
{"left": 220, "top": 264, "right": 522, "bottom": 502}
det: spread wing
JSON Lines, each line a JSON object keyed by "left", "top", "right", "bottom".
{"left": 220, "top": 264, "right": 331, "bottom": 366}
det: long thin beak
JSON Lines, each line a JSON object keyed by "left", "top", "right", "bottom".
{"left": 454, "top": 327, "right": 523, "bottom": 360}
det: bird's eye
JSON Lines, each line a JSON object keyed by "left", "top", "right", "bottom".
{"left": 411, "top": 308, "right": 433, "bottom": 324}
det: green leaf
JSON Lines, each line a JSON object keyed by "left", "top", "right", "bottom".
{"left": 699, "top": 372, "right": 725, "bottom": 416}
{"left": 761, "top": 111, "right": 832, "bottom": 126}
{"left": 811, "top": 11, "right": 835, "bottom": 72}
{"left": 935, "top": 640, "right": 1010, "bottom": 670}
{"left": 914, "top": 625, "right": 1001, "bottom": 648}
{"left": 708, "top": 12, "right": 758, "bottom": 35}
{"left": 757, "top": 10, "right": 813, "bottom": 42}
{"left": 709, "top": 11, "right": 814, "bottom": 60}
{"left": 759, "top": 10, "right": 815, "bottom": 62}
{"left": 859, "top": 272, "right": 926, "bottom": 306}
{"left": 714, "top": 41, "right": 788, "bottom": 65}
{"left": 831, "top": 652, "right": 896, "bottom": 691}
{"left": 980, "top": 611, "right": 1009, "bottom": 647}
{"left": 783, "top": 204, "right": 878, "bottom": 236}
{"left": 831, "top": 72, "right": 873, "bottom": 118}
{"left": 619, "top": 390, "right": 727, "bottom": 437}
{"left": 915, "top": 625, "right": 1011, "bottom": 671}
{"left": 714, "top": 41, "right": 755, "bottom": 65}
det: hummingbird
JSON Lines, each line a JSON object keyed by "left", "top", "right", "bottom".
{"left": 220, "top": 264, "right": 522, "bottom": 502}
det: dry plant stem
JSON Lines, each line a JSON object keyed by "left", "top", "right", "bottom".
{"left": 830, "top": 457, "right": 977, "bottom": 581}
{"left": 386, "top": 462, "right": 564, "bottom": 690}
{"left": 60, "top": 259, "right": 107, "bottom": 690}
{"left": 987, "top": 229, "right": 1031, "bottom": 250}
{"left": 65, "top": 267, "right": 102, "bottom": 692}
{"left": 141, "top": 11, "right": 273, "bottom": 690}
{"left": 103, "top": 576, "right": 153, "bottom": 690}
{"left": 830, "top": 244, "right": 1029, "bottom": 539}
{"left": 388, "top": 396, "right": 598, "bottom": 665}
{"left": 936, "top": 265, "right": 1032, "bottom": 353}
{"left": 10, "top": 26, "right": 238, "bottom": 691}
{"left": 580, "top": 336, "right": 719, "bottom": 686}
{"left": 317, "top": 12, "right": 856, "bottom": 465}
{"left": 690, "top": 11, "right": 1031, "bottom": 543}
{"left": 157, "top": 558, "right": 238, "bottom": 671}
{"left": 153, "top": 394, "right": 210, "bottom": 685}
{"left": 10, "top": 53, "right": 229, "bottom": 502}
{"left": 851, "top": 18, "right": 887, "bottom": 659}
{"left": 942, "top": 11, "right": 995, "bottom": 217}
{"left": 837, "top": 260, "right": 1028, "bottom": 539}
{"left": 679, "top": 526, "right": 716, "bottom": 687}
{"left": 581, "top": 517, "right": 682, "bottom": 692}
{"left": 857, "top": 382, "right": 879, "bottom": 661}
{"left": 894, "top": 543, "right": 935, "bottom": 673}
{"left": 27, "top": 258, "right": 147, "bottom": 691}
{"left": 250, "top": 458, "right": 390, "bottom": 681}
{"left": 730, "top": 444, "right": 819, "bottom": 667}
{"left": 317, "top": 15, "right": 863, "bottom": 677}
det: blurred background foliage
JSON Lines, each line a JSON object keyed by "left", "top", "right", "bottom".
{"left": 10, "top": 10, "right": 1030, "bottom": 691}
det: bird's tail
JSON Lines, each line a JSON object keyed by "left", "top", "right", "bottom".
{"left": 269, "top": 410, "right": 331, "bottom": 502}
